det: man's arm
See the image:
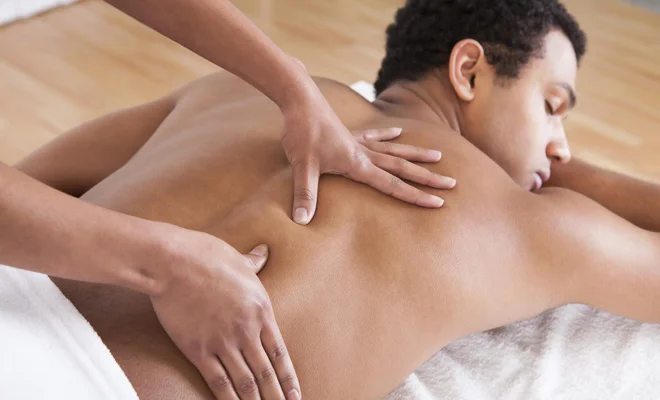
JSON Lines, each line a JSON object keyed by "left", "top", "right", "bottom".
{"left": 14, "top": 95, "right": 176, "bottom": 197}
{"left": 546, "top": 159, "right": 660, "bottom": 232}
{"left": 529, "top": 187, "right": 660, "bottom": 323}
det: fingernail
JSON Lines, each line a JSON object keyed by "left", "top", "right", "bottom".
{"left": 250, "top": 244, "right": 269, "bottom": 257}
{"left": 433, "top": 197, "right": 445, "bottom": 207}
{"left": 287, "top": 389, "right": 301, "bottom": 400}
{"left": 392, "top": 127, "right": 403, "bottom": 136}
{"left": 446, "top": 177, "right": 456, "bottom": 187}
{"left": 430, "top": 150, "right": 442, "bottom": 160}
{"left": 293, "top": 208, "right": 309, "bottom": 225}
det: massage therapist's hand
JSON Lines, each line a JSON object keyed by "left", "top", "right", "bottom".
{"left": 280, "top": 79, "right": 456, "bottom": 225}
{"left": 150, "top": 229, "right": 300, "bottom": 400}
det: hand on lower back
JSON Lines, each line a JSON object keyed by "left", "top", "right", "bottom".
{"left": 150, "top": 230, "right": 301, "bottom": 400}
{"left": 279, "top": 84, "right": 456, "bottom": 225}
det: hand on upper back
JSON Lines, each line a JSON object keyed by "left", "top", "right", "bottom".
{"left": 279, "top": 80, "right": 456, "bottom": 225}
{"left": 150, "top": 228, "right": 301, "bottom": 400}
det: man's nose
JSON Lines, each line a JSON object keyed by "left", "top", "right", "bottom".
{"left": 547, "top": 127, "right": 571, "bottom": 164}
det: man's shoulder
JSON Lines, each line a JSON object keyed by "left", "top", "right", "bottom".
{"left": 171, "top": 72, "right": 374, "bottom": 111}
{"left": 308, "top": 77, "right": 382, "bottom": 126}
{"left": 312, "top": 76, "right": 360, "bottom": 93}
{"left": 171, "top": 72, "right": 269, "bottom": 105}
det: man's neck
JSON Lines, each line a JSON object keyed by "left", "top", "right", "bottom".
{"left": 373, "top": 71, "right": 463, "bottom": 134}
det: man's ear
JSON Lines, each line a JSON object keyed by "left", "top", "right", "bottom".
{"left": 448, "top": 39, "right": 486, "bottom": 102}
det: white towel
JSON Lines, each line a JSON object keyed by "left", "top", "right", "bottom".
{"left": 385, "top": 305, "right": 660, "bottom": 400}
{"left": 0, "top": 264, "right": 139, "bottom": 400}
{"left": 347, "top": 81, "right": 660, "bottom": 399}
{"left": 0, "top": 0, "right": 77, "bottom": 27}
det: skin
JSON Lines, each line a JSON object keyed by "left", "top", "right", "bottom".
{"left": 547, "top": 159, "right": 660, "bottom": 232}
{"left": 16, "top": 30, "right": 660, "bottom": 399}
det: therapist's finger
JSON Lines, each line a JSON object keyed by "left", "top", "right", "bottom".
{"left": 291, "top": 161, "right": 320, "bottom": 226}
{"left": 353, "top": 127, "right": 402, "bottom": 143}
{"left": 219, "top": 350, "right": 260, "bottom": 400}
{"left": 368, "top": 151, "right": 456, "bottom": 190}
{"left": 262, "top": 321, "right": 301, "bottom": 400}
{"left": 198, "top": 356, "right": 240, "bottom": 400}
{"left": 243, "top": 245, "right": 269, "bottom": 274}
{"left": 243, "top": 342, "right": 286, "bottom": 399}
{"left": 347, "top": 161, "right": 445, "bottom": 208}
{"left": 362, "top": 140, "right": 443, "bottom": 163}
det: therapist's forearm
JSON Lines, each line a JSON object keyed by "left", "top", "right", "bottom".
{"left": 0, "top": 162, "right": 174, "bottom": 295}
{"left": 547, "top": 159, "right": 660, "bottom": 232}
{"left": 104, "top": 0, "right": 314, "bottom": 109}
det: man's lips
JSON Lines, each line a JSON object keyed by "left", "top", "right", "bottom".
{"left": 537, "top": 170, "right": 551, "bottom": 183}
{"left": 532, "top": 170, "right": 551, "bottom": 191}
{"left": 532, "top": 173, "right": 542, "bottom": 191}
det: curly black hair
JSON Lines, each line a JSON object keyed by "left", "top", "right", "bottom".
{"left": 374, "top": 0, "right": 587, "bottom": 94}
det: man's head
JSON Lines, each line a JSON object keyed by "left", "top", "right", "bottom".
{"left": 375, "top": 0, "right": 587, "bottom": 191}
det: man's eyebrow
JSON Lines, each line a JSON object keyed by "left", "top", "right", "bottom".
{"left": 555, "top": 82, "right": 577, "bottom": 109}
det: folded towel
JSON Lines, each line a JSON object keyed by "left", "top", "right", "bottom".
{"left": 0, "top": 264, "right": 139, "bottom": 399}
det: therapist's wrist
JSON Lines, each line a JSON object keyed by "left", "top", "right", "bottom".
{"left": 111, "top": 219, "right": 183, "bottom": 297}
{"left": 129, "top": 221, "right": 232, "bottom": 299}
{"left": 273, "top": 58, "right": 321, "bottom": 112}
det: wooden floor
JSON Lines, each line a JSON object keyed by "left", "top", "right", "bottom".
{"left": 0, "top": 0, "right": 658, "bottom": 182}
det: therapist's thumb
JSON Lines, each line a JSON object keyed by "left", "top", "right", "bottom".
{"left": 244, "top": 244, "right": 269, "bottom": 273}
{"left": 291, "top": 162, "right": 320, "bottom": 226}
